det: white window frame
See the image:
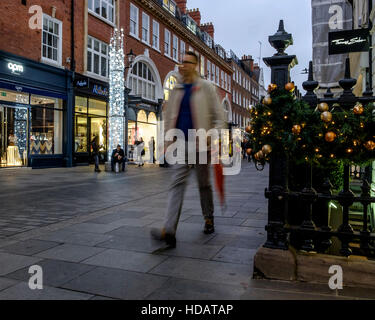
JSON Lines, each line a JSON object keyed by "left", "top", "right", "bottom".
{"left": 41, "top": 14, "right": 63, "bottom": 66}
{"left": 180, "top": 40, "right": 185, "bottom": 62}
{"left": 206, "top": 60, "right": 211, "bottom": 80}
{"left": 172, "top": 34, "right": 178, "bottom": 61}
{"left": 216, "top": 66, "right": 219, "bottom": 85}
{"left": 152, "top": 20, "right": 160, "bottom": 51}
{"left": 87, "top": 36, "right": 109, "bottom": 78}
{"left": 163, "top": 0, "right": 177, "bottom": 15}
{"left": 88, "top": 0, "right": 115, "bottom": 25}
{"left": 129, "top": 62, "right": 157, "bottom": 101}
{"left": 211, "top": 63, "right": 215, "bottom": 82}
{"left": 130, "top": 3, "right": 139, "bottom": 38}
{"left": 142, "top": 12, "right": 150, "bottom": 44}
{"left": 164, "top": 29, "right": 171, "bottom": 57}
{"left": 221, "top": 70, "right": 224, "bottom": 88}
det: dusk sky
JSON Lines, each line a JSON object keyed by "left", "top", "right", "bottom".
{"left": 187, "top": 0, "right": 313, "bottom": 93}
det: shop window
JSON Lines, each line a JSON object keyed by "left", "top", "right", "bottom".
{"left": 129, "top": 62, "right": 157, "bottom": 101}
{"left": 75, "top": 96, "right": 88, "bottom": 114}
{"left": 148, "top": 112, "right": 157, "bottom": 124}
{"left": 87, "top": 36, "right": 109, "bottom": 78}
{"left": 42, "top": 14, "right": 62, "bottom": 65}
{"left": 137, "top": 110, "right": 147, "bottom": 122}
{"left": 164, "top": 75, "right": 177, "bottom": 101}
{"left": 89, "top": 98, "right": 106, "bottom": 116}
{"left": 88, "top": 0, "right": 115, "bottom": 24}
{"left": 30, "top": 96, "right": 63, "bottom": 155}
{"left": 0, "top": 89, "right": 29, "bottom": 104}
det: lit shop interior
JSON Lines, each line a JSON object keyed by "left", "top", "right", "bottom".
{"left": 0, "top": 88, "right": 63, "bottom": 167}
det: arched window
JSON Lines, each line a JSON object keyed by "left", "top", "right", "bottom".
{"left": 164, "top": 75, "right": 177, "bottom": 101}
{"left": 129, "top": 62, "right": 156, "bottom": 101}
{"left": 148, "top": 112, "right": 157, "bottom": 124}
{"left": 137, "top": 110, "right": 147, "bottom": 122}
{"left": 223, "top": 101, "right": 230, "bottom": 123}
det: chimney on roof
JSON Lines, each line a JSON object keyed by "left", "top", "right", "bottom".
{"left": 176, "top": 0, "right": 187, "bottom": 15}
{"left": 187, "top": 8, "right": 201, "bottom": 26}
{"left": 201, "top": 22, "right": 214, "bottom": 39}
{"left": 241, "top": 55, "right": 254, "bottom": 73}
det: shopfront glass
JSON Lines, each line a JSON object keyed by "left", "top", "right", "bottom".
{"left": 30, "top": 95, "right": 63, "bottom": 155}
{"left": 135, "top": 111, "right": 158, "bottom": 163}
{"left": 74, "top": 96, "right": 107, "bottom": 162}
{"left": 0, "top": 88, "right": 64, "bottom": 167}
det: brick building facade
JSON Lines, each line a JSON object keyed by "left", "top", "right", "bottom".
{"left": 0, "top": 0, "right": 258, "bottom": 168}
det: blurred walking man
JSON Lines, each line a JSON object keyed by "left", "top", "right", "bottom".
{"left": 151, "top": 51, "right": 225, "bottom": 248}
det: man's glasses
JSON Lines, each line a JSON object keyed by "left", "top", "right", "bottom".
{"left": 182, "top": 60, "right": 196, "bottom": 65}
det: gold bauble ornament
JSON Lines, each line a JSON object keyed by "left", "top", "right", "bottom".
{"left": 246, "top": 148, "right": 252, "bottom": 155}
{"left": 318, "top": 102, "right": 329, "bottom": 112}
{"left": 285, "top": 82, "right": 295, "bottom": 91}
{"left": 321, "top": 111, "right": 332, "bottom": 123}
{"left": 292, "top": 124, "right": 301, "bottom": 135}
{"left": 254, "top": 151, "right": 264, "bottom": 161}
{"left": 364, "top": 140, "right": 375, "bottom": 151}
{"left": 353, "top": 104, "right": 364, "bottom": 115}
{"left": 245, "top": 125, "right": 252, "bottom": 133}
{"left": 325, "top": 131, "right": 336, "bottom": 142}
{"left": 263, "top": 96, "right": 272, "bottom": 105}
{"left": 268, "top": 83, "right": 277, "bottom": 92}
{"left": 262, "top": 144, "right": 272, "bottom": 155}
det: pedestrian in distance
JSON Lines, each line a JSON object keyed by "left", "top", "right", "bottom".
{"left": 91, "top": 135, "right": 101, "bottom": 172}
{"left": 149, "top": 136, "right": 156, "bottom": 163}
{"left": 136, "top": 137, "right": 145, "bottom": 167}
{"left": 151, "top": 51, "right": 226, "bottom": 248}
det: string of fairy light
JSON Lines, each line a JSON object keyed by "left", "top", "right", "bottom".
{"left": 107, "top": 28, "right": 125, "bottom": 160}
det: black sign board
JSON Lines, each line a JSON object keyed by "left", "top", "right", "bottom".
{"left": 328, "top": 28, "right": 369, "bottom": 55}
{"left": 74, "top": 77, "right": 89, "bottom": 88}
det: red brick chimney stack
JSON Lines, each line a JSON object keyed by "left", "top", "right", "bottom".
{"left": 241, "top": 55, "right": 254, "bottom": 72}
{"left": 175, "top": 0, "right": 187, "bottom": 15}
{"left": 187, "top": 8, "right": 201, "bottom": 26}
{"left": 200, "top": 22, "right": 214, "bottom": 40}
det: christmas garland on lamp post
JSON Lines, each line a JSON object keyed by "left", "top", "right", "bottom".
{"left": 247, "top": 83, "right": 375, "bottom": 168}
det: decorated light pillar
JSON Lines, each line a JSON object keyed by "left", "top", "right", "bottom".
{"left": 106, "top": 28, "right": 125, "bottom": 171}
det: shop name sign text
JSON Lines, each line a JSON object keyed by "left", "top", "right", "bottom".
{"left": 329, "top": 29, "right": 369, "bottom": 55}
{"left": 8, "top": 62, "right": 24, "bottom": 74}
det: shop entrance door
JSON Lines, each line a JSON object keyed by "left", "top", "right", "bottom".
{"left": 0, "top": 105, "right": 28, "bottom": 167}
{"left": 89, "top": 116, "right": 107, "bottom": 163}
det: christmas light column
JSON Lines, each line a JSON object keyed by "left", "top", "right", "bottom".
{"left": 106, "top": 28, "right": 125, "bottom": 171}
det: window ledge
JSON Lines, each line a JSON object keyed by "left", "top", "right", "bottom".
{"left": 88, "top": 10, "right": 116, "bottom": 28}
{"left": 40, "top": 57, "right": 64, "bottom": 69}
{"left": 129, "top": 33, "right": 140, "bottom": 41}
{"left": 141, "top": 39, "right": 151, "bottom": 47}
{"left": 84, "top": 71, "right": 109, "bottom": 83}
{"left": 152, "top": 46, "right": 161, "bottom": 53}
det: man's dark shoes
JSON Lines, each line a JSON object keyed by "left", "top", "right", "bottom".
{"left": 204, "top": 218, "right": 215, "bottom": 234}
{"left": 150, "top": 228, "right": 176, "bottom": 248}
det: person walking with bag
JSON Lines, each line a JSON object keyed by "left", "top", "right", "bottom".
{"left": 151, "top": 51, "right": 225, "bottom": 248}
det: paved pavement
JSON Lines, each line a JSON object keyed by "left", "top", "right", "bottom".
{"left": 0, "top": 161, "right": 374, "bottom": 300}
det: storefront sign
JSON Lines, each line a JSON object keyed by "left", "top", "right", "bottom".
{"left": 329, "top": 29, "right": 369, "bottom": 55}
{"left": 74, "top": 78, "right": 89, "bottom": 88}
{"left": 7, "top": 62, "right": 24, "bottom": 75}
{"left": 92, "top": 84, "right": 108, "bottom": 97}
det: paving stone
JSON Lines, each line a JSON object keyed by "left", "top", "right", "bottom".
{"left": 212, "top": 246, "right": 256, "bottom": 265}
{"left": 82, "top": 249, "right": 168, "bottom": 273}
{"left": 0, "top": 277, "right": 19, "bottom": 291}
{"left": 6, "top": 259, "right": 96, "bottom": 287}
{"left": 107, "top": 226, "right": 153, "bottom": 239}
{"left": 60, "top": 222, "right": 121, "bottom": 234}
{"left": 35, "top": 244, "right": 106, "bottom": 263}
{"left": 184, "top": 216, "right": 246, "bottom": 226}
{"left": 61, "top": 267, "right": 168, "bottom": 300}
{"left": 150, "top": 256, "right": 252, "bottom": 286}
{"left": 157, "top": 242, "right": 223, "bottom": 260}
{"left": 96, "top": 235, "right": 163, "bottom": 253}
{"left": 0, "top": 282, "right": 93, "bottom": 300}
{"left": 0, "top": 240, "right": 61, "bottom": 256}
{"left": 205, "top": 234, "right": 265, "bottom": 249}
{"left": 146, "top": 278, "right": 246, "bottom": 300}
{"left": 0, "top": 252, "right": 43, "bottom": 276}
{"left": 33, "top": 230, "right": 113, "bottom": 246}
{"left": 241, "top": 219, "right": 268, "bottom": 228}
{"left": 107, "top": 218, "right": 156, "bottom": 228}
